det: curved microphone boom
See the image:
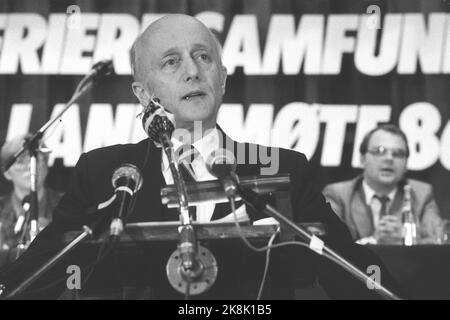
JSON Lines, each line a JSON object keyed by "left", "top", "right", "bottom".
{"left": 109, "top": 164, "right": 143, "bottom": 238}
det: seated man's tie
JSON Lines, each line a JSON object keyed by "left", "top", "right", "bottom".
{"left": 374, "top": 194, "right": 390, "bottom": 218}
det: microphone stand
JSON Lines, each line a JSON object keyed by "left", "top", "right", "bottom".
{"left": 2, "top": 65, "right": 111, "bottom": 247}
{"left": 2, "top": 81, "right": 95, "bottom": 174}
{"left": 158, "top": 127, "right": 203, "bottom": 283}
{"left": 147, "top": 116, "right": 217, "bottom": 297}
{"left": 1, "top": 64, "right": 113, "bottom": 299}
{"left": 2, "top": 60, "right": 113, "bottom": 174}
{"left": 28, "top": 147, "right": 39, "bottom": 244}
{"left": 2, "top": 83, "right": 95, "bottom": 248}
{"left": 4, "top": 193, "right": 119, "bottom": 299}
{"left": 232, "top": 180, "right": 401, "bottom": 301}
{"left": 5, "top": 225, "right": 94, "bottom": 299}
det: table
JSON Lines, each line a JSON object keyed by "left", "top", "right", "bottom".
{"left": 368, "top": 245, "right": 450, "bottom": 299}
{"left": 296, "top": 245, "right": 450, "bottom": 300}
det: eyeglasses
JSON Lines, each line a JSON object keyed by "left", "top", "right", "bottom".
{"left": 367, "top": 146, "right": 408, "bottom": 159}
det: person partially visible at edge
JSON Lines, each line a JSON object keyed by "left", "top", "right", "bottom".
{"left": 0, "top": 134, "right": 62, "bottom": 251}
{"left": 323, "top": 124, "right": 442, "bottom": 244}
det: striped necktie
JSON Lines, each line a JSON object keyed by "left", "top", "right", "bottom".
{"left": 175, "top": 144, "right": 200, "bottom": 220}
{"left": 374, "top": 194, "right": 390, "bottom": 218}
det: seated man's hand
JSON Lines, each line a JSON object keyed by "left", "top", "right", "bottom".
{"left": 374, "top": 215, "right": 403, "bottom": 243}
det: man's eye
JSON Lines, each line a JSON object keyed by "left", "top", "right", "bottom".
{"left": 197, "top": 53, "right": 210, "bottom": 62}
{"left": 164, "top": 58, "right": 179, "bottom": 67}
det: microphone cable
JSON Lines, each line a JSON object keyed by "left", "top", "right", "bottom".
{"left": 229, "top": 193, "right": 384, "bottom": 299}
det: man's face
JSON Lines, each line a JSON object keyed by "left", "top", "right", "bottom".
{"left": 132, "top": 16, "right": 227, "bottom": 130}
{"left": 361, "top": 130, "right": 408, "bottom": 188}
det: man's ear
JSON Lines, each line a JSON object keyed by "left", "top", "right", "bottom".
{"left": 131, "top": 81, "right": 150, "bottom": 106}
{"left": 360, "top": 154, "right": 366, "bottom": 167}
{"left": 3, "top": 170, "right": 11, "bottom": 181}
{"left": 220, "top": 65, "right": 227, "bottom": 95}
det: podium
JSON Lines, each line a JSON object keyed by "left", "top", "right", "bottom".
{"left": 57, "top": 174, "right": 324, "bottom": 299}
{"left": 60, "top": 222, "right": 324, "bottom": 300}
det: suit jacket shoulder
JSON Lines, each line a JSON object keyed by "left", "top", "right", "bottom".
{"left": 323, "top": 178, "right": 360, "bottom": 200}
{"left": 407, "top": 179, "right": 433, "bottom": 195}
{"left": 80, "top": 139, "right": 152, "bottom": 174}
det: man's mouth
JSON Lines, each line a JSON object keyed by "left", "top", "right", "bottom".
{"left": 380, "top": 168, "right": 394, "bottom": 174}
{"left": 182, "top": 91, "right": 206, "bottom": 101}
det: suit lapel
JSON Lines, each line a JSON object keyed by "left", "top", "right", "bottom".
{"left": 350, "top": 181, "right": 375, "bottom": 239}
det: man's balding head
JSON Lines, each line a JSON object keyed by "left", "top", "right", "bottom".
{"left": 130, "top": 14, "right": 227, "bottom": 132}
{"left": 130, "top": 14, "right": 222, "bottom": 82}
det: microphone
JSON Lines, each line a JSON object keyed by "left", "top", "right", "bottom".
{"left": 141, "top": 98, "right": 175, "bottom": 148}
{"left": 77, "top": 60, "right": 114, "bottom": 92}
{"left": 109, "top": 164, "right": 143, "bottom": 238}
{"left": 14, "top": 195, "right": 31, "bottom": 235}
{"left": 87, "top": 60, "right": 114, "bottom": 82}
{"left": 206, "top": 149, "right": 238, "bottom": 198}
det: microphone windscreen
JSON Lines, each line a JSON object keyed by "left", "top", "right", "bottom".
{"left": 141, "top": 98, "right": 175, "bottom": 142}
{"left": 112, "top": 163, "right": 143, "bottom": 193}
{"left": 92, "top": 60, "right": 113, "bottom": 77}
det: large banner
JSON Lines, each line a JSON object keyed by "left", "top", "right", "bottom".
{"left": 0, "top": 0, "right": 449, "bottom": 215}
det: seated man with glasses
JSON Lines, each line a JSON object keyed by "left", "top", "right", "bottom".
{"left": 323, "top": 124, "right": 442, "bottom": 244}
{"left": 0, "top": 134, "right": 62, "bottom": 252}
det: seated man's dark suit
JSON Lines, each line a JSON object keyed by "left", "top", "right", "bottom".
{"left": 0, "top": 132, "right": 401, "bottom": 299}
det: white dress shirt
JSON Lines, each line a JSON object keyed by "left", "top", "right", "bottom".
{"left": 161, "top": 128, "right": 220, "bottom": 222}
{"left": 159, "top": 129, "right": 276, "bottom": 225}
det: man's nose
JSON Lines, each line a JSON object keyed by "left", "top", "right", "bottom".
{"left": 383, "top": 151, "right": 395, "bottom": 161}
{"left": 183, "top": 57, "right": 201, "bottom": 82}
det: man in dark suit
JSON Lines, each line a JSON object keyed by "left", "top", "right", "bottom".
{"left": 0, "top": 14, "right": 400, "bottom": 299}
{"left": 323, "top": 124, "right": 442, "bottom": 244}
